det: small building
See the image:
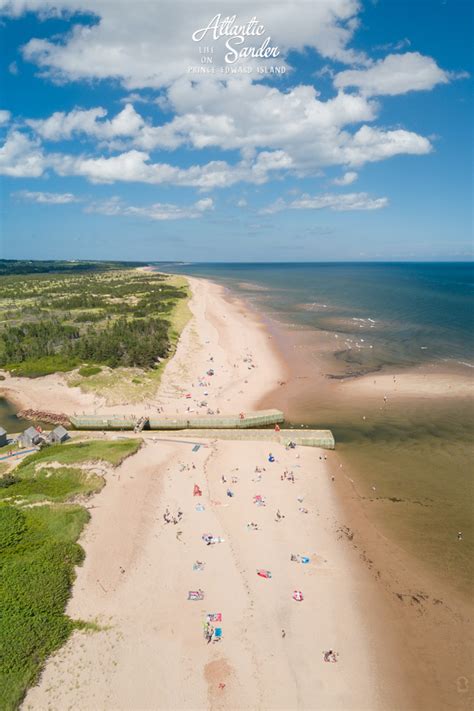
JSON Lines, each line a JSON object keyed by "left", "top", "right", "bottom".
{"left": 18, "top": 426, "right": 43, "bottom": 448}
{"left": 0, "top": 427, "right": 7, "bottom": 447}
{"left": 48, "top": 425, "right": 69, "bottom": 444}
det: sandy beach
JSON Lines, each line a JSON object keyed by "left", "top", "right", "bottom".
{"left": 18, "top": 275, "right": 416, "bottom": 710}
{"left": 1, "top": 277, "right": 284, "bottom": 419}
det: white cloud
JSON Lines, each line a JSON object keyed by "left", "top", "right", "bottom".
{"left": 12, "top": 189, "right": 80, "bottom": 203}
{"left": 0, "top": 130, "right": 45, "bottom": 176}
{"left": 342, "top": 125, "right": 431, "bottom": 166}
{"left": 261, "top": 191, "right": 388, "bottom": 214}
{"left": 124, "top": 79, "right": 431, "bottom": 172}
{"left": 46, "top": 145, "right": 292, "bottom": 188}
{"left": 195, "top": 197, "right": 214, "bottom": 212}
{"left": 332, "top": 170, "right": 357, "bottom": 185}
{"left": 13, "top": 0, "right": 364, "bottom": 89}
{"left": 85, "top": 195, "right": 214, "bottom": 220}
{"left": 26, "top": 103, "right": 144, "bottom": 141}
{"left": 0, "top": 109, "right": 11, "bottom": 126}
{"left": 335, "top": 52, "right": 451, "bottom": 96}
{"left": 237, "top": 198, "right": 247, "bottom": 207}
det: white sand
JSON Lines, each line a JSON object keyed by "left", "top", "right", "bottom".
{"left": 21, "top": 276, "right": 409, "bottom": 710}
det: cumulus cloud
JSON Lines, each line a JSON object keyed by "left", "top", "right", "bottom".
{"left": 1, "top": 3, "right": 458, "bottom": 192}
{"left": 26, "top": 103, "right": 144, "bottom": 141}
{"left": 9, "top": 0, "right": 365, "bottom": 88}
{"left": 85, "top": 195, "right": 214, "bottom": 220}
{"left": 261, "top": 191, "right": 388, "bottom": 214}
{"left": 342, "top": 125, "right": 431, "bottom": 166}
{"left": 125, "top": 79, "right": 432, "bottom": 171}
{"left": 334, "top": 52, "right": 452, "bottom": 96}
{"left": 332, "top": 170, "right": 358, "bottom": 185}
{"left": 45, "top": 145, "right": 294, "bottom": 188}
{"left": 0, "top": 130, "right": 45, "bottom": 176}
{"left": 21, "top": 78, "right": 432, "bottom": 178}
{"left": 12, "top": 189, "right": 80, "bottom": 203}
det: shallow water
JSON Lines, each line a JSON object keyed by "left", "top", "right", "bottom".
{"left": 0, "top": 396, "right": 34, "bottom": 434}
{"left": 158, "top": 263, "right": 474, "bottom": 598}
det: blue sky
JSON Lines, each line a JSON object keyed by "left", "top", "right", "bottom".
{"left": 0, "top": 0, "right": 472, "bottom": 262}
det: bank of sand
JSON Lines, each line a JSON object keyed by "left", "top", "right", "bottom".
{"left": 21, "top": 276, "right": 414, "bottom": 710}
{"left": 1, "top": 277, "right": 283, "bottom": 419}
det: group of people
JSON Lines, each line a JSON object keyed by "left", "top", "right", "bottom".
{"left": 163, "top": 507, "right": 183, "bottom": 525}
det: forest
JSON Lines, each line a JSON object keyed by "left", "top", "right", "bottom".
{"left": 0, "top": 268, "right": 187, "bottom": 377}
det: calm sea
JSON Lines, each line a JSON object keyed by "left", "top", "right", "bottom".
{"left": 158, "top": 262, "right": 474, "bottom": 597}
{"left": 158, "top": 262, "right": 474, "bottom": 369}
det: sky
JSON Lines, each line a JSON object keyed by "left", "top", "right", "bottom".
{"left": 0, "top": 0, "right": 472, "bottom": 262}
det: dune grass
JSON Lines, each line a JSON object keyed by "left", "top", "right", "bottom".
{"left": 0, "top": 438, "right": 142, "bottom": 709}
{"left": 0, "top": 467, "right": 104, "bottom": 503}
{"left": 17, "top": 439, "right": 141, "bottom": 475}
{"left": 0, "top": 503, "right": 88, "bottom": 710}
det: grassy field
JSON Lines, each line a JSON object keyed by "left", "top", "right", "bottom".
{"left": 0, "top": 438, "right": 141, "bottom": 709}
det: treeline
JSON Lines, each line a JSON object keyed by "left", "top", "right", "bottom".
{"left": 72, "top": 318, "right": 170, "bottom": 368}
{"left": 0, "top": 317, "right": 170, "bottom": 370}
{"left": 0, "top": 260, "right": 145, "bottom": 276}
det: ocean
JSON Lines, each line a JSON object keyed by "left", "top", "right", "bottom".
{"left": 157, "top": 262, "right": 474, "bottom": 599}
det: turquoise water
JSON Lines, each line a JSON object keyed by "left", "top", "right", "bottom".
{"left": 157, "top": 262, "right": 474, "bottom": 596}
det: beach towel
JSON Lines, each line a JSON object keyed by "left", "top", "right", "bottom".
{"left": 207, "top": 613, "right": 222, "bottom": 622}
{"left": 257, "top": 569, "right": 272, "bottom": 579}
{"left": 214, "top": 628, "right": 222, "bottom": 639}
{"left": 292, "top": 590, "right": 304, "bottom": 601}
{"left": 188, "top": 590, "right": 204, "bottom": 600}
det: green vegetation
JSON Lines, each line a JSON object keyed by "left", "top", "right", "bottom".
{"left": 0, "top": 467, "right": 103, "bottom": 503}
{"left": 6, "top": 355, "right": 81, "bottom": 378}
{"left": 0, "top": 269, "right": 188, "bottom": 377}
{"left": 78, "top": 365, "right": 102, "bottom": 377}
{"left": 16, "top": 439, "right": 141, "bottom": 474}
{"left": 0, "top": 259, "right": 144, "bottom": 276}
{"left": 0, "top": 439, "right": 142, "bottom": 709}
{"left": 0, "top": 504, "right": 88, "bottom": 710}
